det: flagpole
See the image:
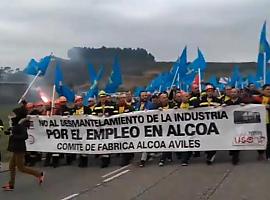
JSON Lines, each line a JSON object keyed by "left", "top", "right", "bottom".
{"left": 50, "top": 84, "right": 56, "bottom": 116}
{"left": 263, "top": 52, "right": 266, "bottom": 84}
{"left": 198, "top": 68, "right": 202, "bottom": 93}
{"left": 170, "top": 66, "right": 179, "bottom": 89}
{"left": 177, "top": 72, "right": 180, "bottom": 89}
{"left": 18, "top": 70, "right": 41, "bottom": 104}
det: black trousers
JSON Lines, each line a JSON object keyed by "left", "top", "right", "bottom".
{"left": 120, "top": 153, "right": 134, "bottom": 166}
{"left": 257, "top": 124, "right": 270, "bottom": 158}
{"left": 206, "top": 151, "right": 216, "bottom": 160}
{"left": 181, "top": 152, "right": 192, "bottom": 163}
{"left": 266, "top": 124, "right": 270, "bottom": 159}
{"left": 160, "top": 152, "right": 172, "bottom": 162}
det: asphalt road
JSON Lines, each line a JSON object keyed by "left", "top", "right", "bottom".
{"left": 0, "top": 151, "right": 270, "bottom": 200}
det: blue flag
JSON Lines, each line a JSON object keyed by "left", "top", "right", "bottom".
{"left": 182, "top": 49, "right": 206, "bottom": 85}
{"left": 169, "top": 47, "right": 188, "bottom": 87}
{"left": 266, "top": 70, "right": 270, "bottom": 84}
{"left": 134, "top": 86, "right": 145, "bottom": 97}
{"left": 105, "top": 56, "right": 122, "bottom": 93}
{"left": 87, "top": 63, "right": 97, "bottom": 84}
{"left": 257, "top": 22, "right": 270, "bottom": 79}
{"left": 54, "top": 62, "right": 75, "bottom": 102}
{"left": 191, "top": 48, "right": 206, "bottom": 72}
{"left": 96, "top": 65, "right": 105, "bottom": 81}
{"left": 170, "top": 46, "right": 187, "bottom": 75}
{"left": 247, "top": 74, "right": 261, "bottom": 87}
{"left": 257, "top": 52, "right": 265, "bottom": 80}
{"left": 83, "top": 65, "right": 105, "bottom": 105}
{"left": 230, "top": 66, "right": 242, "bottom": 88}
{"left": 23, "top": 55, "right": 51, "bottom": 76}
{"left": 208, "top": 75, "right": 218, "bottom": 88}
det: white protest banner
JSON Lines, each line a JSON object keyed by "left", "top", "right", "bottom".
{"left": 26, "top": 104, "right": 267, "bottom": 154}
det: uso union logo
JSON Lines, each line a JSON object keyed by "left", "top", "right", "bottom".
{"left": 27, "top": 134, "right": 35, "bottom": 145}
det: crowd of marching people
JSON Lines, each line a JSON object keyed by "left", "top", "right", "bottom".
{"left": 1, "top": 82, "right": 270, "bottom": 190}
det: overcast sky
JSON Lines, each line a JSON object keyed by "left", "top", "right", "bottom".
{"left": 0, "top": 0, "right": 270, "bottom": 68}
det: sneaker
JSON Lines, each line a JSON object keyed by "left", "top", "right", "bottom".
{"left": 206, "top": 154, "right": 216, "bottom": 165}
{"left": 158, "top": 161, "right": 164, "bottom": 167}
{"left": 210, "top": 154, "right": 216, "bottom": 163}
{"left": 181, "top": 162, "right": 188, "bottom": 166}
{"left": 38, "top": 172, "right": 45, "bottom": 185}
{"left": 206, "top": 160, "right": 212, "bottom": 165}
{"left": 139, "top": 160, "right": 145, "bottom": 167}
{"left": 2, "top": 183, "right": 14, "bottom": 191}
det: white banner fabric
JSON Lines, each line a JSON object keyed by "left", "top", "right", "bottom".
{"left": 26, "top": 104, "right": 267, "bottom": 154}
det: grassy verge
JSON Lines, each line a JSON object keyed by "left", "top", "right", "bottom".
{"left": 0, "top": 104, "right": 16, "bottom": 162}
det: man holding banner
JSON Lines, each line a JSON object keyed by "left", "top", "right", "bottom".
{"left": 158, "top": 92, "right": 175, "bottom": 167}
{"left": 199, "top": 84, "right": 222, "bottom": 165}
{"left": 114, "top": 93, "right": 135, "bottom": 166}
{"left": 72, "top": 95, "right": 91, "bottom": 167}
{"left": 134, "top": 91, "right": 157, "bottom": 167}
{"left": 92, "top": 90, "right": 116, "bottom": 168}
{"left": 177, "top": 91, "right": 200, "bottom": 166}
{"left": 224, "top": 87, "right": 243, "bottom": 165}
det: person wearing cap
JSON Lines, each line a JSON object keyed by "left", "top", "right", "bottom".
{"left": 92, "top": 90, "right": 116, "bottom": 168}
{"left": 134, "top": 91, "right": 157, "bottom": 167}
{"left": 114, "top": 93, "right": 135, "bottom": 166}
{"left": 55, "top": 96, "right": 70, "bottom": 116}
{"left": 70, "top": 95, "right": 91, "bottom": 167}
{"left": 92, "top": 91, "right": 115, "bottom": 117}
{"left": 49, "top": 96, "right": 71, "bottom": 168}
{"left": 199, "top": 84, "right": 222, "bottom": 165}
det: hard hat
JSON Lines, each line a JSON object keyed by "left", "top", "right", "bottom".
{"left": 74, "top": 95, "right": 83, "bottom": 102}
{"left": 98, "top": 90, "right": 106, "bottom": 97}
{"left": 88, "top": 97, "right": 95, "bottom": 101}
{"left": 59, "top": 96, "right": 67, "bottom": 102}
{"left": 205, "top": 84, "right": 214, "bottom": 91}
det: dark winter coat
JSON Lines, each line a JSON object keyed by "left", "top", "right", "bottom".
{"left": 7, "top": 119, "right": 29, "bottom": 153}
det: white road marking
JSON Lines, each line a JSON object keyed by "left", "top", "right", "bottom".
{"left": 61, "top": 193, "right": 79, "bottom": 200}
{"left": 103, "top": 169, "right": 130, "bottom": 183}
{"left": 101, "top": 164, "right": 131, "bottom": 178}
{"left": 61, "top": 165, "right": 131, "bottom": 199}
